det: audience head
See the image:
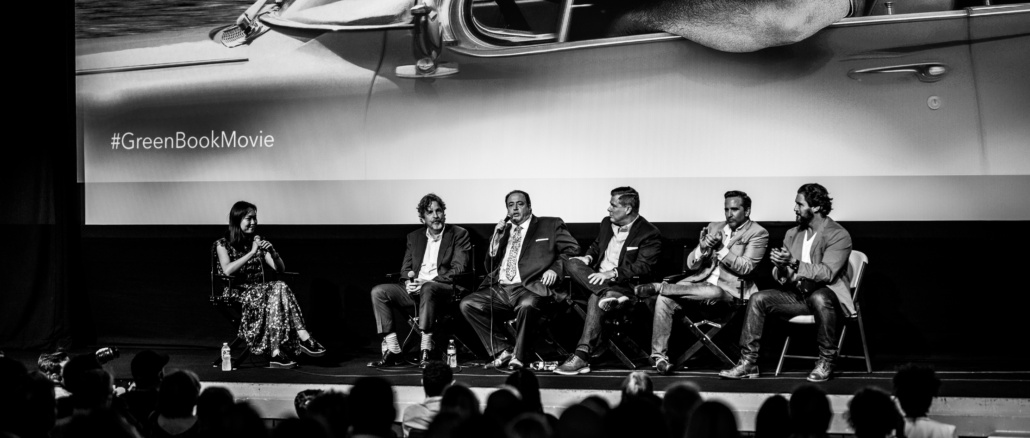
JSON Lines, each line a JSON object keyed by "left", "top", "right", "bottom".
{"left": 558, "top": 404, "right": 604, "bottom": 438}
{"left": 755, "top": 395, "right": 790, "bottom": 438}
{"left": 662, "top": 381, "right": 703, "bottom": 438}
{"left": 349, "top": 376, "right": 396, "bottom": 436}
{"left": 2, "top": 371, "right": 57, "bottom": 438}
{"left": 305, "top": 390, "right": 349, "bottom": 438}
{"left": 847, "top": 387, "right": 902, "bottom": 438}
{"left": 426, "top": 411, "right": 463, "bottom": 438}
{"left": 37, "top": 351, "right": 69, "bottom": 385}
{"left": 790, "top": 384, "right": 833, "bottom": 437}
{"left": 293, "top": 389, "right": 323, "bottom": 418}
{"left": 0, "top": 357, "right": 29, "bottom": 433}
{"left": 63, "top": 407, "right": 143, "bottom": 438}
{"left": 485, "top": 387, "right": 524, "bottom": 428}
{"left": 61, "top": 353, "right": 102, "bottom": 396}
{"left": 211, "top": 402, "right": 270, "bottom": 438}
{"left": 130, "top": 350, "right": 169, "bottom": 390}
{"left": 423, "top": 360, "right": 454, "bottom": 398}
{"left": 578, "top": 395, "right": 611, "bottom": 418}
{"left": 605, "top": 391, "right": 667, "bottom": 438}
{"left": 441, "top": 383, "right": 481, "bottom": 419}
{"left": 157, "top": 369, "right": 200, "bottom": 418}
{"left": 271, "top": 417, "right": 331, "bottom": 438}
{"left": 72, "top": 369, "right": 115, "bottom": 410}
{"left": 506, "top": 412, "right": 553, "bottom": 438}
{"left": 506, "top": 368, "right": 543, "bottom": 414}
{"left": 198, "top": 386, "right": 235, "bottom": 421}
{"left": 451, "top": 413, "right": 505, "bottom": 438}
{"left": 621, "top": 371, "right": 654, "bottom": 399}
{"left": 892, "top": 363, "right": 942, "bottom": 418}
{"left": 686, "top": 400, "right": 740, "bottom": 438}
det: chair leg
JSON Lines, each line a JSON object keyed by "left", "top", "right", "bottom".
{"left": 857, "top": 314, "right": 873, "bottom": 373}
{"left": 775, "top": 336, "right": 791, "bottom": 376}
{"left": 607, "top": 336, "right": 647, "bottom": 370}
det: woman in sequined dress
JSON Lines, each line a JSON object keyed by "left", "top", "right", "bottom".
{"left": 215, "top": 201, "right": 326, "bottom": 368}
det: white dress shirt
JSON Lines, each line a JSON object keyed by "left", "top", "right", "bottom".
{"left": 417, "top": 226, "right": 444, "bottom": 281}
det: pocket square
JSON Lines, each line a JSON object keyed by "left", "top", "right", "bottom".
{"left": 535, "top": 238, "right": 548, "bottom": 242}
{"left": 626, "top": 247, "right": 639, "bottom": 251}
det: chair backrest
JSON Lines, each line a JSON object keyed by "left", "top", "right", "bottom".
{"left": 847, "top": 250, "right": 869, "bottom": 306}
{"left": 210, "top": 241, "right": 234, "bottom": 304}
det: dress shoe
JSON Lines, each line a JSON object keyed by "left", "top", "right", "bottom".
{"left": 367, "top": 350, "right": 404, "bottom": 368}
{"left": 419, "top": 349, "right": 433, "bottom": 368}
{"left": 598, "top": 291, "right": 631, "bottom": 311}
{"left": 299, "top": 337, "right": 327, "bottom": 357}
{"left": 508, "top": 358, "right": 524, "bottom": 371}
{"left": 269, "top": 352, "right": 298, "bottom": 369}
{"left": 718, "top": 359, "right": 759, "bottom": 379}
{"left": 807, "top": 359, "right": 834, "bottom": 382}
{"left": 554, "top": 354, "right": 591, "bottom": 375}
{"left": 655, "top": 357, "right": 673, "bottom": 375}
{"left": 634, "top": 283, "right": 662, "bottom": 299}
{"left": 484, "top": 350, "right": 514, "bottom": 369}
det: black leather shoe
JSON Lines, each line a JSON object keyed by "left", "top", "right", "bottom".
{"left": 368, "top": 350, "right": 404, "bottom": 368}
{"left": 299, "top": 337, "right": 327, "bottom": 357}
{"left": 269, "top": 352, "right": 298, "bottom": 369}
{"left": 634, "top": 283, "right": 662, "bottom": 299}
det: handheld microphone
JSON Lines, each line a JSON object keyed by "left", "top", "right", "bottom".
{"left": 254, "top": 235, "right": 265, "bottom": 257}
{"left": 407, "top": 271, "right": 416, "bottom": 283}
{"left": 496, "top": 215, "right": 513, "bottom": 234}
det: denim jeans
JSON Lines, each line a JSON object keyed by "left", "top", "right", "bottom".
{"left": 649, "top": 283, "right": 730, "bottom": 360}
{"left": 739, "top": 286, "right": 842, "bottom": 363}
{"left": 565, "top": 258, "right": 631, "bottom": 354}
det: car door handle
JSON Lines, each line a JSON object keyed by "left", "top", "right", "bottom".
{"left": 847, "top": 63, "right": 949, "bottom": 83}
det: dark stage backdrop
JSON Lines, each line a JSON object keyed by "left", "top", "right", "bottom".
{"left": 75, "top": 220, "right": 1030, "bottom": 366}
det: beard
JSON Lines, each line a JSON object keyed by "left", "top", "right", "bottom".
{"left": 795, "top": 212, "right": 812, "bottom": 227}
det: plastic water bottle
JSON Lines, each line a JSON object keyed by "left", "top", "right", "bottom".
{"left": 446, "top": 339, "right": 458, "bottom": 368}
{"left": 221, "top": 342, "right": 232, "bottom": 371}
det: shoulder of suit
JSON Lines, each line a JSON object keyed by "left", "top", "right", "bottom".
{"left": 749, "top": 221, "right": 769, "bottom": 234}
{"left": 636, "top": 216, "right": 660, "bottom": 232}
{"left": 407, "top": 228, "right": 424, "bottom": 239}
{"left": 824, "top": 218, "right": 852, "bottom": 238}
{"left": 449, "top": 224, "right": 470, "bottom": 236}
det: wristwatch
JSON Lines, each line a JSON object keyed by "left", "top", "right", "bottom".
{"left": 789, "top": 259, "right": 800, "bottom": 271}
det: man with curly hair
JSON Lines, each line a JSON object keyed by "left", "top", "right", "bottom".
{"left": 369, "top": 193, "right": 472, "bottom": 369}
{"left": 721, "top": 183, "right": 853, "bottom": 382}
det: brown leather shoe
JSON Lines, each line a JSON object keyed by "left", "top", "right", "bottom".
{"left": 634, "top": 283, "right": 662, "bottom": 299}
{"left": 718, "top": 359, "right": 759, "bottom": 379}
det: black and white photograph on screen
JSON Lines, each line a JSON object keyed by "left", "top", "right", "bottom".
{"left": 1, "top": 0, "right": 1027, "bottom": 437}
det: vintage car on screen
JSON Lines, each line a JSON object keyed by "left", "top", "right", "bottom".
{"left": 75, "top": 0, "right": 1029, "bottom": 200}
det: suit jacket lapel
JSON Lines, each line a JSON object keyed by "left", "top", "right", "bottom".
{"left": 411, "top": 230, "right": 428, "bottom": 273}
{"left": 518, "top": 216, "right": 537, "bottom": 262}
{"left": 617, "top": 217, "right": 642, "bottom": 265}
{"left": 436, "top": 226, "right": 452, "bottom": 264}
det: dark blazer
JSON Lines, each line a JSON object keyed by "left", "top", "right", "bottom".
{"left": 483, "top": 216, "right": 580, "bottom": 290}
{"left": 583, "top": 215, "right": 662, "bottom": 285}
{"left": 401, "top": 225, "right": 472, "bottom": 286}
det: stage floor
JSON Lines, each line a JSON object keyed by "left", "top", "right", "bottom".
{"left": 7, "top": 347, "right": 1030, "bottom": 436}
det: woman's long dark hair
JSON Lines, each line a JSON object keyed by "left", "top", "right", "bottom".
{"left": 226, "top": 201, "right": 257, "bottom": 249}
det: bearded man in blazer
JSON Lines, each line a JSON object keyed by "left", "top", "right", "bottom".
{"left": 369, "top": 193, "right": 471, "bottom": 368}
{"left": 639, "top": 190, "right": 769, "bottom": 374}
{"left": 459, "top": 190, "right": 580, "bottom": 371}
{"left": 720, "top": 183, "right": 853, "bottom": 383}
{"left": 553, "top": 187, "right": 662, "bottom": 375}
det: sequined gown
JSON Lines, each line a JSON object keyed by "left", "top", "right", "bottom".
{"left": 215, "top": 238, "right": 306, "bottom": 356}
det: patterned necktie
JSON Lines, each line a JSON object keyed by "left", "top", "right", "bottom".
{"left": 505, "top": 226, "right": 523, "bottom": 281}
